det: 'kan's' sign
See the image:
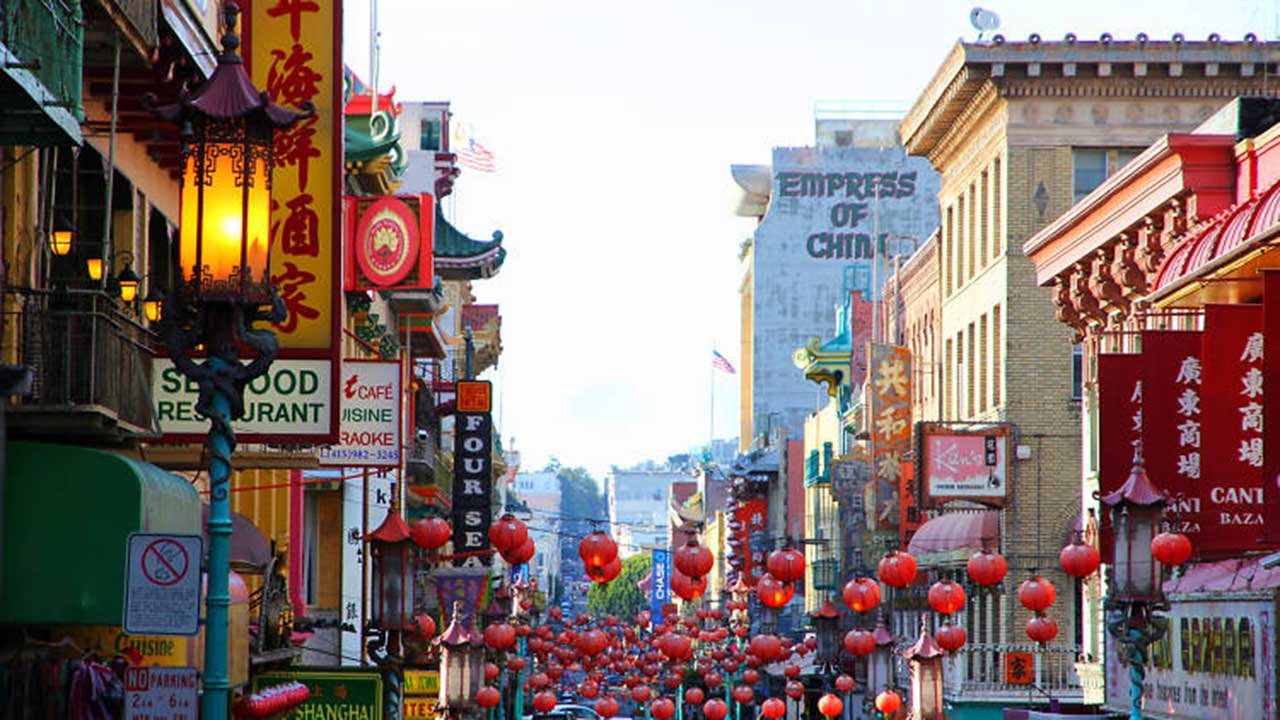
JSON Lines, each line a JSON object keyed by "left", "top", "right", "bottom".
{"left": 451, "top": 381, "right": 493, "bottom": 568}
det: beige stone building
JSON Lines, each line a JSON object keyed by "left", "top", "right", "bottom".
{"left": 897, "top": 36, "right": 1277, "bottom": 712}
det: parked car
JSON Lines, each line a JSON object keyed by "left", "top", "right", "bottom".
{"left": 527, "top": 704, "right": 607, "bottom": 720}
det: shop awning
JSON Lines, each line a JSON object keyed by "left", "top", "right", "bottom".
{"left": 907, "top": 510, "right": 1000, "bottom": 565}
{"left": 0, "top": 441, "right": 201, "bottom": 625}
{"left": 1163, "top": 556, "right": 1280, "bottom": 594}
{"left": 202, "top": 505, "right": 272, "bottom": 571}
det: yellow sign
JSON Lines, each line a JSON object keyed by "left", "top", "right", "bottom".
{"left": 403, "top": 670, "right": 440, "bottom": 696}
{"left": 56, "top": 626, "right": 194, "bottom": 667}
{"left": 404, "top": 697, "right": 438, "bottom": 719}
{"left": 249, "top": 0, "right": 339, "bottom": 351}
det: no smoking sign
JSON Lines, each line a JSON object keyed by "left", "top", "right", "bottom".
{"left": 124, "top": 533, "right": 203, "bottom": 636}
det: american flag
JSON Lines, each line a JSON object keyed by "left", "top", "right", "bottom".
{"left": 712, "top": 350, "right": 736, "bottom": 374}
{"left": 457, "top": 138, "right": 496, "bottom": 173}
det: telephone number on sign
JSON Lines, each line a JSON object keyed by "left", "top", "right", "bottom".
{"left": 319, "top": 448, "right": 399, "bottom": 461}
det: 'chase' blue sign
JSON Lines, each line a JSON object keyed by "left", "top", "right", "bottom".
{"left": 651, "top": 549, "right": 671, "bottom": 616}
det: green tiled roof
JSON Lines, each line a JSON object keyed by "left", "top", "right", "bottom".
{"left": 434, "top": 207, "right": 505, "bottom": 279}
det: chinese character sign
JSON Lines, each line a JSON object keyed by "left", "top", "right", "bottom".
{"left": 1266, "top": 272, "right": 1280, "bottom": 545}
{"left": 1141, "top": 331, "right": 1204, "bottom": 546}
{"left": 1097, "top": 353, "right": 1143, "bottom": 563}
{"left": 1200, "top": 305, "right": 1271, "bottom": 555}
{"left": 868, "top": 343, "right": 912, "bottom": 525}
{"left": 650, "top": 549, "right": 671, "bottom": 617}
{"left": 734, "top": 497, "right": 768, "bottom": 584}
{"left": 248, "top": 0, "right": 341, "bottom": 351}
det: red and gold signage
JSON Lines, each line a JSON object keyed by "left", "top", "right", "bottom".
{"left": 457, "top": 380, "right": 493, "bottom": 413}
{"left": 1097, "top": 353, "right": 1142, "bottom": 563}
{"left": 733, "top": 497, "right": 767, "bottom": 584}
{"left": 1199, "top": 305, "right": 1272, "bottom": 556}
{"left": 1265, "top": 271, "right": 1280, "bottom": 544}
{"left": 867, "top": 343, "right": 911, "bottom": 530}
{"left": 1141, "top": 331, "right": 1204, "bottom": 546}
{"left": 1005, "top": 652, "right": 1033, "bottom": 685}
{"left": 244, "top": 0, "right": 342, "bottom": 349}
{"left": 344, "top": 194, "right": 435, "bottom": 291}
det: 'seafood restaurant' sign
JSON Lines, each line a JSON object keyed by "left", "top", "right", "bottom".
{"left": 318, "top": 360, "right": 401, "bottom": 467}
{"left": 152, "top": 359, "right": 332, "bottom": 440}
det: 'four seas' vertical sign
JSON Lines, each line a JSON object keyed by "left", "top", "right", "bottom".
{"left": 452, "top": 382, "right": 494, "bottom": 568}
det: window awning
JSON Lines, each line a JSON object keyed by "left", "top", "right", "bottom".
{"left": 201, "top": 505, "right": 272, "bottom": 571}
{"left": 1, "top": 441, "right": 202, "bottom": 625}
{"left": 907, "top": 510, "right": 1000, "bottom": 565}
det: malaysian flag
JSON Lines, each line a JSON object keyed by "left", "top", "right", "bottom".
{"left": 457, "top": 138, "right": 496, "bottom": 173}
{"left": 713, "top": 350, "right": 736, "bottom": 374}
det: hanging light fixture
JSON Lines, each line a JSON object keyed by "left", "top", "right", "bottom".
{"left": 143, "top": 287, "right": 164, "bottom": 322}
{"left": 86, "top": 256, "right": 104, "bottom": 281}
{"left": 49, "top": 217, "right": 73, "bottom": 256}
{"left": 116, "top": 254, "right": 141, "bottom": 302}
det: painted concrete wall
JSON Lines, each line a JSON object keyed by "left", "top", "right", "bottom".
{"left": 750, "top": 144, "right": 940, "bottom": 441}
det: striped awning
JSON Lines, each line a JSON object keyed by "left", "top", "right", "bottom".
{"left": 907, "top": 510, "right": 1000, "bottom": 565}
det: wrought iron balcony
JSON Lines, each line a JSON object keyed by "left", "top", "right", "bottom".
{"left": 0, "top": 0, "right": 83, "bottom": 143}
{"left": 3, "top": 288, "right": 159, "bottom": 441}
{"left": 943, "top": 641, "right": 1085, "bottom": 702}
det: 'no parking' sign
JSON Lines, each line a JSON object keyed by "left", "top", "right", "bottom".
{"left": 123, "top": 533, "right": 203, "bottom": 636}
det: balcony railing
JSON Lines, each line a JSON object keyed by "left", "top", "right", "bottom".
{"left": 0, "top": 0, "right": 83, "bottom": 116}
{"left": 3, "top": 288, "right": 159, "bottom": 439}
{"left": 944, "top": 642, "right": 1084, "bottom": 700}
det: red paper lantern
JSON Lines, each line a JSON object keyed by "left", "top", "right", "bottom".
{"left": 533, "top": 691, "right": 557, "bottom": 713}
{"left": 484, "top": 662, "right": 500, "bottom": 681}
{"left": 529, "top": 672, "right": 550, "bottom": 690}
{"left": 817, "top": 694, "right": 843, "bottom": 718}
{"left": 842, "top": 629, "right": 875, "bottom": 657}
{"left": 595, "top": 697, "right": 619, "bottom": 718}
{"left": 1151, "top": 531, "right": 1192, "bottom": 566}
{"left": 966, "top": 549, "right": 1008, "bottom": 586}
{"left": 834, "top": 674, "right": 855, "bottom": 693}
{"left": 413, "top": 614, "right": 436, "bottom": 640}
{"left": 507, "top": 657, "right": 526, "bottom": 672}
{"left": 874, "top": 690, "right": 901, "bottom": 714}
{"left": 591, "top": 556, "right": 627, "bottom": 584}
{"left": 782, "top": 664, "right": 800, "bottom": 679}
{"left": 484, "top": 623, "right": 517, "bottom": 651}
{"left": 877, "top": 551, "right": 918, "bottom": 587}
{"left": 1017, "top": 576, "right": 1057, "bottom": 612}
{"left": 704, "top": 671, "right": 723, "bottom": 688}
{"left": 409, "top": 516, "right": 451, "bottom": 551}
{"left": 580, "top": 681, "right": 600, "bottom": 699}
{"left": 927, "top": 579, "right": 967, "bottom": 615}
{"left": 1026, "top": 614, "right": 1059, "bottom": 643}
{"left": 674, "top": 539, "right": 715, "bottom": 579}
{"left": 784, "top": 681, "right": 804, "bottom": 700}
{"left": 761, "top": 698, "right": 786, "bottom": 720}
{"left": 504, "top": 536, "right": 536, "bottom": 566}
{"left": 732, "top": 685, "right": 753, "bottom": 704}
{"left": 935, "top": 622, "right": 967, "bottom": 652}
{"left": 489, "top": 513, "right": 529, "bottom": 555}
{"left": 702, "top": 699, "right": 728, "bottom": 720}
{"left": 766, "top": 547, "right": 806, "bottom": 584}
{"left": 684, "top": 687, "right": 705, "bottom": 705}
{"left": 1059, "top": 541, "right": 1101, "bottom": 578}
{"left": 651, "top": 699, "right": 676, "bottom": 720}
{"left": 841, "top": 576, "right": 881, "bottom": 612}
{"left": 631, "top": 686, "right": 652, "bottom": 703}
{"left": 756, "top": 573, "right": 794, "bottom": 608}
{"left": 580, "top": 532, "right": 619, "bottom": 570}
{"left": 670, "top": 570, "right": 707, "bottom": 601}
{"left": 477, "top": 686, "right": 501, "bottom": 709}
{"left": 748, "top": 634, "right": 782, "bottom": 662}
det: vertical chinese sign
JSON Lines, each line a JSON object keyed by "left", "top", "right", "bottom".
{"left": 1200, "top": 305, "right": 1271, "bottom": 556}
{"left": 1096, "top": 353, "right": 1142, "bottom": 563}
{"left": 1266, "top": 272, "right": 1280, "bottom": 544}
{"left": 650, "top": 548, "right": 671, "bottom": 618}
{"left": 734, "top": 497, "right": 768, "bottom": 585}
{"left": 452, "top": 381, "right": 494, "bottom": 569}
{"left": 868, "top": 343, "right": 912, "bottom": 531}
{"left": 1140, "top": 331, "right": 1204, "bottom": 549}
{"left": 246, "top": 0, "right": 343, "bottom": 441}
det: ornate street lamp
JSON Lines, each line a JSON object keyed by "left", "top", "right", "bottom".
{"left": 438, "top": 601, "right": 485, "bottom": 714}
{"left": 149, "top": 4, "right": 310, "bottom": 718}
{"left": 810, "top": 600, "right": 841, "bottom": 676}
{"left": 865, "top": 615, "right": 896, "bottom": 712}
{"left": 366, "top": 491, "right": 416, "bottom": 636}
{"left": 903, "top": 616, "right": 945, "bottom": 720}
{"left": 1101, "top": 451, "right": 1169, "bottom": 720}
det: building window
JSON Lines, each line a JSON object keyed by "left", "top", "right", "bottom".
{"left": 993, "top": 304, "right": 1002, "bottom": 408}
{"left": 967, "top": 323, "right": 976, "bottom": 417}
{"left": 945, "top": 206, "right": 954, "bottom": 296}
{"left": 957, "top": 195, "right": 966, "bottom": 286}
{"left": 992, "top": 156, "right": 1002, "bottom": 257}
{"left": 420, "top": 118, "right": 442, "bottom": 151}
{"left": 968, "top": 183, "right": 977, "bottom": 279}
{"left": 945, "top": 339, "right": 953, "bottom": 419}
{"left": 1073, "top": 149, "right": 1109, "bottom": 202}
{"left": 979, "top": 313, "right": 988, "bottom": 413}
{"left": 979, "top": 170, "right": 989, "bottom": 268}
{"left": 1072, "top": 343, "right": 1084, "bottom": 400}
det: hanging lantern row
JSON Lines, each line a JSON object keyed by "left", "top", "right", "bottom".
{"left": 842, "top": 576, "right": 881, "bottom": 612}
{"left": 966, "top": 549, "right": 1008, "bottom": 586}
{"left": 234, "top": 682, "right": 310, "bottom": 718}
{"left": 878, "top": 550, "right": 917, "bottom": 587}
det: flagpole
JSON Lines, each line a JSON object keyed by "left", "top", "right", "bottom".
{"left": 709, "top": 345, "right": 715, "bottom": 459}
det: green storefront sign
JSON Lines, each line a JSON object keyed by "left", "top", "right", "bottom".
{"left": 253, "top": 669, "right": 383, "bottom": 719}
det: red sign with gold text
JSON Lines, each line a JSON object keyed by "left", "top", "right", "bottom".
{"left": 734, "top": 497, "right": 767, "bottom": 585}
{"left": 1200, "top": 305, "right": 1273, "bottom": 556}
{"left": 1140, "top": 331, "right": 1203, "bottom": 545}
{"left": 242, "top": 0, "right": 343, "bottom": 442}
{"left": 1096, "top": 353, "right": 1142, "bottom": 563}
{"left": 344, "top": 194, "right": 435, "bottom": 291}
{"left": 1266, "top": 272, "right": 1280, "bottom": 544}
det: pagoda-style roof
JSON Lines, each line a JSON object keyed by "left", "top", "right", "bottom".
{"left": 435, "top": 207, "right": 506, "bottom": 280}
{"left": 342, "top": 66, "right": 406, "bottom": 196}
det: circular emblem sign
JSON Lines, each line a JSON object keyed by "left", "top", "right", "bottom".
{"left": 356, "top": 197, "right": 420, "bottom": 287}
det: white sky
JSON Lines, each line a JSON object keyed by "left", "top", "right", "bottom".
{"left": 345, "top": 0, "right": 1266, "bottom": 478}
